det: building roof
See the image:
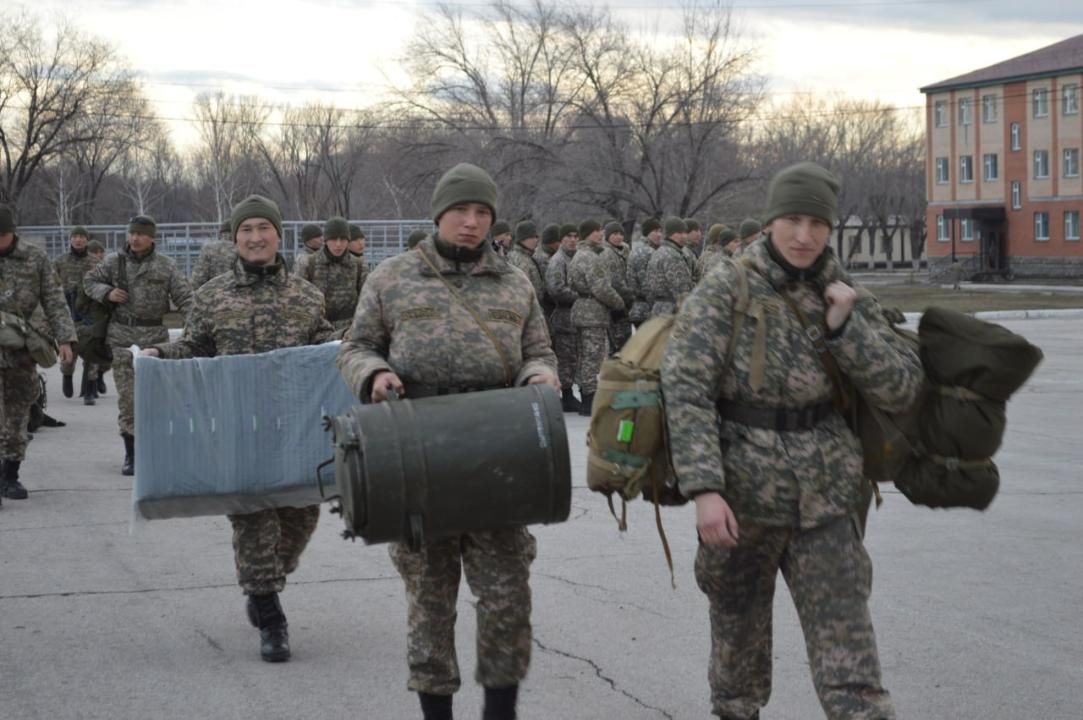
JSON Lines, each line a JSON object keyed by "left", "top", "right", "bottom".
{"left": 920, "top": 33, "right": 1083, "bottom": 93}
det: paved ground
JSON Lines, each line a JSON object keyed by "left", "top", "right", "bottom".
{"left": 2, "top": 317, "right": 1082, "bottom": 719}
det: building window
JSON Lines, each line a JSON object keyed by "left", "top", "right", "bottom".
{"left": 1011, "top": 181, "right": 1022, "bottom": 209}
{"left": 983, "top": 153, "right": 998, "bottom": 181}
{"left": 1064, "top": 148, "right": 1080, "bottom": 177}
{"left": 959, "top": 155, "right": 974, "bottom": 183}
{"left": 1010, "top": 123, "right": 1021, "bottom": 151}
{"left": 1034, "top": 150, "right": 1050, "bottom": 179}
{"left": 934, "top": 101, "right": 948, "bottom": 127}
{"left": 1066, "top": 211, "right": 1081, "bottom": 241}
{"left": 1035, "top": 212, "right": 1050, "bottom": 241}
{"left": 959, "top": 98, "right": 973, "bottom": 126}
{"left": 936, "top": 215, "right": 949, "bottom": 241}
{"left": 960, "top": 218, "right": 975, "bottom": 241}
{"left": 982, "top": 94, "right": 998, "bottom": 123}
{"left": 1033, "top": 88, "right": 1049, "bottom": 118}
{"left": 935, "top": 157, "right": 950, "bottom": 184}
{"left": 1064, "top": 84, "right": 1079, "bottom": 115}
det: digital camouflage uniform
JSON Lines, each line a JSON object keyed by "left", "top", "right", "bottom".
{"left": 295, "top": 246, "right": 367, "bottom": 332}
{"left": 506, "top": 245, "right": 546, "bottom": 307}
{"left": 661, "top": 238, "right": 922, "bottom": 720}
{"left": 53, "top": 246, "right": 103, "bottom": 382}
{"left": 681, "top": 245, "right": 701, "bottom": 284}
{"left": 0, "top": 240, "right": 76, "bottom": 463}
{"left": 697, "top": 244, "right": 728, "bottom": 281}
{"left": 544, "top": 248, "right": 579, "bottom": 391}
{"left": 645, "top": 238, "right": 694, "bottom": 317}
{"left": 602, "top": 241, "right": 634, "bottom": 350}
{"left": 190, "top": 239, "right": 237, "bottom": 289}
{"left": 84, "top": 245, "right": 193, "bottom": 435}
{"left": 337, "top": 235, "right": 557, "bottom": 695}
{"left": 568, "top": 244, "right": 623, "bottom": 395}
{"left": 627, "top": 239, "right": 657, "bottom": 325}
{"left": 154, "top": 255, "right": 336, "bottom": 594}
{"left": 292, "top": 245, "right": 319, "bottom": 277}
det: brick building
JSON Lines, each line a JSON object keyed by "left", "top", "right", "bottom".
{"left": 921, "top": 34, "right": 1083, "bottom": 279}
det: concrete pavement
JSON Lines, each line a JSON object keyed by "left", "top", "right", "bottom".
{"left": 2, "top": 316, "right": 1082, "bottom": 719}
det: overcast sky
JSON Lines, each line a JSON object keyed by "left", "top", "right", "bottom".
{"left": 20, "top": 0, "right": 1082, "bottom": 146}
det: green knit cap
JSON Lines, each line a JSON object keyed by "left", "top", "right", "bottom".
{"left": 559, "top": 223, "right": 578, "bottom": 239}
{"left": 707, "top": 224, "right": 725, "bottom": 244}
{"left": 664, "top": 217, "right": 687, "bottom": 237}
{"left": 684, "top": 219, "right": 700, "bottom": 232}
{"left": 300, "top": 223, "right": 322, "bottom": 242}
{"left": 231, "top": 195, "right": 283, "bottom": 240}
{"left": 515, "top": 221, "right": 538, "bottom": 244}
{"left": 431, "top": 163, "right": 497, "bottom": 223}
{"left": 491, "top": 221, "right": 511, "bottom": 237}
{"left": 407, "top": 230, "right": 428, "bottom": 249}
{"left": 604, "top": 221, "right": 623, "bottom": 240}
{"left": 87, "top": 239, "right": 105, "bottom": 253}
{"left": 578, "top": 219, "right": 602, "bottom": 238}
{"left": 349, "top": 223, "right": 365, "bottom": 240}
{"left": 128, "top": 214, "right": 157, "bottom": 238}
{"left": 70, "top": 225, "right": 89, "bottom": 238}
{"left": 765, "top": 162, "right": 840, "bottom": 227}
{"left": 641, "top": 217, "right": 661, "bottom": 236}
{"left": 719, "top": 228, "right": 738, "bottom": 245}
{"left": 324, "top": 216, "right": 350, "bottom": 240}
{"left": 541, "top": 223, "right": 561, "bottom": 246}
{"left": 739, "top": 218, "right": 762, "bottom": 240}
{"left": 0, "top": 204, "right": 15, "bottom": 234}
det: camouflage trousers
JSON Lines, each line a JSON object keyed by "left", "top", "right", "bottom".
{"left": 694, "top": 515, "right": 894, "bottom": 720}
{"left": 552, "top": 330, "right": 578, "bottom": 390}
{"left": 60, "top": 357, "right": 103, "bottom": 382}
{"left": 609, "top": 318, "right": 632, "bottom": 353}
{"left": 389, "top": 527, "right": 537, "bottom": 695}
{"left": 575, "top": 327, "right": 608, "bottom": 395}
{"left": 228, "top": 505, "right": 321, "bottom": 595}
{"left": 0, "top": 352, "right": 36, "bottom": 461}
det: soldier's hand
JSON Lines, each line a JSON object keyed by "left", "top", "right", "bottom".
{"left": 824, "top": 281, "right": 857, "bottom": 331}
{"left": 58, "top": 343, "right": 74, "bottom": 368}
{"left": 695, "top": 492, "right": 739, "bottom": 547}
{"left": 108, "top": 288, "right": 129, "bottom": 304}
{"left": 140, "top": 348, "right": 161, "bottom": 358}
{"left": 527, "top": 372, "right": 561, "bottom": 392}
{"left": 371, "top": 371, "right": 404, "bottom": 403}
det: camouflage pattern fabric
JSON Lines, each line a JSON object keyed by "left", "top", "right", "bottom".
{"left": 602, "top": 243, "right": 634, "bottom": 350}
{"left": 694, "top": 516, "right": 894, "bottom": 720}
{"left": 0, "top": 362, "right": 37, "bottom": 462}
{"left": 389, "top": 527, "right": 537, "bottom": 694}
{"left": 568, "top": 245, "right": 624, "bottom": 329}
{"left": 190, "top": 239, "right": 237, "bottom": 289}
{"left": 229, "top": 505, "right": 321, "bottom": 594}
{"left": 682, "top": 245, "right": 700, "bottom": 284}
{"left": 297, "top": 248, "right": 367, "bottom": 332}
{"left": 575, "top": 327, "right": 608, "bottom": 395}
{"left": 626, "top": 239, "right": 657, "bottom": 325}
{"left": 53, "top": 249, "right": 99, "bottom": 298}
{"left": 506, "top": 245, "right": 545, "bottom": 306}
{"left": 544, "top": 247, "right": 579, "bottom": 389}
{"left": 292, "top": 246, "right": 319, "bottom": 277}
{"left": 645, "top": 239, "right": 693, "bottom": 317}
{"left": 696, "top": 244, "right": 727, "bottom": 282}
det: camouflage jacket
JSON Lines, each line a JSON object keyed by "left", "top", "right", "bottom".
{"left": 297, "top": 247, "right": 367, "bottom": 331}
{"left": 681, "top": 246, "right": 700, "bottom": 284}
{"left": 84, "top": 245, "right": 193, "bottom": 348}
{"left": 569, "top": 243, "right": 624, "bottom": 328}
{"left": 506, "top": 244, "right": 546, "bottom": 305}
{"left": 601, "top": 242, "right": 634, "bottom": 309}
{"left": 190, "top": 239, "right": 237, "bottom": 289}
{"left": 645, "top": 239, "right": 693, "bottom": 317}
{"left": 292, "top": 246, "right": 319, "bottom": 277}
{"left": 156, "top": 255, "right": 335, "bottom": 359}
{"left": 660, "top": 238, "right": 923, "bottom": 529}
{"left": 696, "top": 244, "right": 727, "bottom": 281}
{"left": 337, "top": 236, "right": 557, "bottom": 400}
{"left": 627, "top": 240, "right": 656, "bottom": 324}
{"left": 53, "top": 249, "right": 99, "bottom": 298}
{"left": 0, "top": 239, "right": 77, "bottom": 369}
{"left": 544, "top": 248, "right": 578, "bottom": 334}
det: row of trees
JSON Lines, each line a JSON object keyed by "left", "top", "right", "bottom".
{"left": 0, "top": 3, "right": 924, "bottom": 259}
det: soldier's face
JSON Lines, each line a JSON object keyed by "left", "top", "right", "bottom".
{"left": 767, "top": 214, "right": 831, "bottom": 269}
{"left": 235, "top": 217, "right": 280, "bottom": 266}
{"left": 305, "top": 235, "right": 324, "bottom": 251}
{"left": 495, "top": 232, "right": 513, "bottom": 248}
{"left": 586, "top": 230, "right": 603, "bottom": 246}
{"left": 521, "top": 236, "right": 539, "bottom": 250}
{"left": 91, "top": 250, "right": 105, "bottom": 261}
{"left": 669, "top": 231, "right": 687, "bottom": 247}
{"left": 438, "top": 202, "right": 492, "bottom": 247}
{"left": 349, "top": 237, "right": 365, "bottom": 254}
{"left": 70, "top": 234, "right": 88, "bottom": 250}
{"left": 128, "top": 232, "right": 154, "bottom": 253}
{"left": 561, "top": 233, "right": 578, "bottom": 252}
{"left": 326, "top": 237, "right": 349, "bottom": 257}
{"left": 607, "top": 231, "right": 625, "bottom": 246}
{"left": 689, "top": 229, "right": 702, "bottom": 246}
{"left": 647, "top": 229, "right": 662, "bottom": 245}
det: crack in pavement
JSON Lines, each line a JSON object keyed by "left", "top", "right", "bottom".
{"left": 195, "top": 628, "right": 224, "bottom": 653}
{"left": 532, "top": 637, "right": 675, "bottom": 719}
{"left": 0, "top": 575, "right": 398, "bottom": 601}
{"left": 533, "top": 573, "right": 675, "bottom": 619}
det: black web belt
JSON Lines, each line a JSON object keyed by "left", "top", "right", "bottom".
{"left": 717, "top": 399, "right": 835, "bottom": 432}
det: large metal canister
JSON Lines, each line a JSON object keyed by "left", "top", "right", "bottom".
{"left": 323, "top": 385, "right": 571, "bottom": 547}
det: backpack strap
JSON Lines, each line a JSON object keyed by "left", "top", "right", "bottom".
{"left": 723, "top": 257, "right": 766, "bottom": 391}
{"left": 778, "top": 291, "right": 850, "bottom": 415}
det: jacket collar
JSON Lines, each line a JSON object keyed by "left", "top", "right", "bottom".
{"left": 233, "top": 254, "right": 288, "bottom": 287}
{"left": 417, "top": 235, "right": 512, "bottom": 277}
{"left": 742, "top": 236, "right": 848, "bottom": 293}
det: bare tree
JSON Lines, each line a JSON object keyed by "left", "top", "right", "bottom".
{"left": 190, "top": 92, "right": 266, "bottom": 221}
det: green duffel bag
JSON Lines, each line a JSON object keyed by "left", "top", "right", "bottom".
{"left": 0, "top": 309, "right": 57, "bottom": 367}
{"left": 0, "top": 310, "right": 28, "bottom": 350}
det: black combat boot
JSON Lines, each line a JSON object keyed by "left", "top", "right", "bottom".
{"left": 560, "top": 388, "right": 582, "bottom": 413}
{"left": 482, "top": 685, "right": 518, "bottom": 720}
{"left": 248, "top": 592, "right": 290, "bottom": 662}
{"left": 96, "top": 372, "right": 107, "bottom": 395}
{"left": 1, "top": 460, "right": 28, "bottom": 500}
{"left": 121, "top": 433, "right": 135, "bottom": 476}
{"left": 578, "top": 392, "right": 595, "bottom": 417}
{"left": 62, "top": 373, "right": 74, "bottom": 399}
{"left": 418, "top": 692, "right": 453, "bottom": 720}
{"left": 82, "top": 369, "right": 98, "bottom": 406}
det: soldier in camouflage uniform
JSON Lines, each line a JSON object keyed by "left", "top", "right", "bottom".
{"left": 645, "top": 217, "right": 694, "bottom": 317}
{"left": 143, "top": 195, "right": 335, "bottom": 662}
{"left": 506, "top": 221, "right": 545, "bottom": 305}
{"left": 53, "top": 226, "right": 102, "bottom": 401}
{"left": 536, "top": 224, "right": 560, "bottom": 324}
{"left": 348, "top": 223, "right": 366, "bottom": 259}
{"left": 294, "top": 216, "right": 367, "bottom": 332}
{"left": 0, "top": 204, "right": 77, "bottom": 505}
{"left": 545, "top": 224, "right": 581, "bottom": 412}
{"left": 697, "top": 224, "right": 728, "bottom": 281}
{"left": 568, "top": 220, "right": 625, "bottom": 415}
{"left": 661, "top": 162, "right": 922, "bottom": 720}
{"left": 737, "top": 217, "right": 763, "bottom": 255}
{"left": 337, "top": 164, "right": 558, "bottom": 720}
{"left": 627, "top": 217, "right": 662, "bottom": 326}
{"left": 292, "top": 223, "right": 324, "bottom": 276}
{"left": 84, "top": 215, "right": 193, "bottom": 476}
{"left": 682, "top": 219, "right": 702, "bottom": 282}
{"left": 489, "top": 221, "right": 512, "bottom": 258}
{"left": 190, "top": 220, "right": 237, "bottom": 289}
{"left": 601, "top": 221, "right": 634, "bottom": 350}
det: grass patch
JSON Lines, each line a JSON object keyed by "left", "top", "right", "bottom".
{"left": 871, "top": 287, "right": 1083, "bottom": 314}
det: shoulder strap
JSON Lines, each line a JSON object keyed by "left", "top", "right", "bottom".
{"left": 417, "top": 250, "right": 514, "bottom": 387}
{"left": 778, "top": 291, "right": 849, "bottom": 414}
{"left": 117, "top": 255, "right": 129, "bottom": 292}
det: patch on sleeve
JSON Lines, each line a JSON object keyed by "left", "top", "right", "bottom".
{"left": 400, "top": 305, "right": 442, "bottom": 322}
{"left": 487, "top": 308, "right": 523, "bottom": 325}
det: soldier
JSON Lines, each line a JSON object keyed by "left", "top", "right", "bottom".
{"left": 348, "top": 224, "right": 366, "bottom": 259}
{"left": 337, "top": 163, "right": 558, "bottom": 720}
{"left": 141, "top": 194, "right": 336, "bottom": 663}
{"left": 489, "top": 221, "right": 512, "bottom": 257}
{"left": 407, "top": 230, "right": 429, "bottom": 251}
{"left": 627, "top": 218, "right": 662, "bottom": 327}
{"left": 685, "top": 219, "right": 703, "bottom": 255}
{"left": 292, "top": 223, "right": 324, "bottom": 276}
{"left": 737, "top": 217, "right": 762, "bottom": 254}
{"left": 645, "top": 217, "right": 694, "bottom": 317}
{"left": 661, "top": 162, "right": 922, "bottom": 720}
{"left": 84, "top": 215, "right": 193, "bottom": 476}
{"left": 568, "top": 220, "right": 625, "bottom": 415}
{"left": 88, "top": 239, "right": 106, "bottom": 263}
{"left": 601, "top": 221, "right": 634, "bottom": 350}
{"left": 697, "top": 224, "right": 728, "bottom": 280}
{"left": 0, "top": 204, "right": 77, "bottom": 504}
{"left": 295, "top": 216, "right": 367, "bottom": 332}
{"left": 190, "top": 219, "right": 237, "bottom": 289}
{"left": 506, "top": 221, "right": 545, "bottom": 306}
{"left": 545, "top": 224, "right": 581, "bottom": 412}
{"left": 53, "top": 226, "right": 100, "bottom": 400}
{"left": 536, "top": 224, "right": 560, "bottom": 319}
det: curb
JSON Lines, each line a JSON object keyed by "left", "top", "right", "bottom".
{"left": 902, "top": 308, "right": 1083, "bottom": 324}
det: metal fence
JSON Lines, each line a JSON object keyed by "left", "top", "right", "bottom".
{"left": 19, "top": 220, "right": 433, "bottom": 275}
